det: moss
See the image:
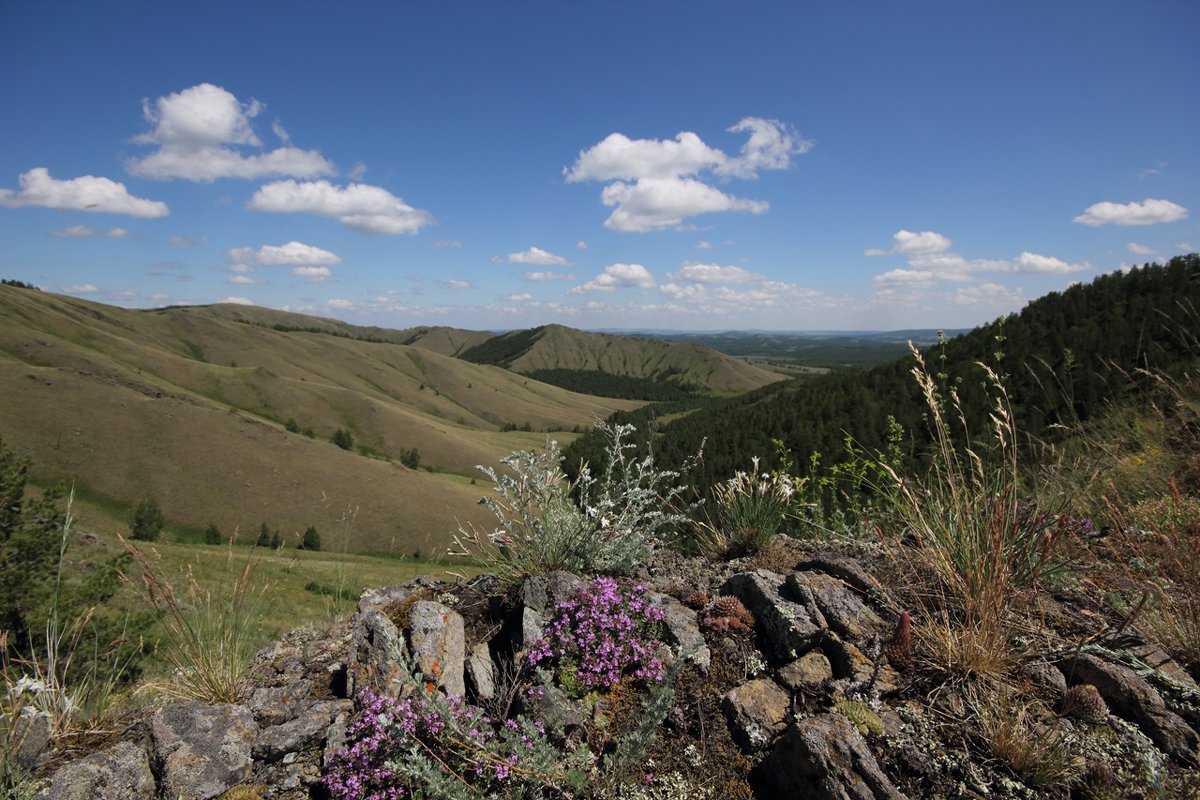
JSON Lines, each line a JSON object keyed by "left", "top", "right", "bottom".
{"left": 834, "top": 696, "right": 884, "bottom": 736}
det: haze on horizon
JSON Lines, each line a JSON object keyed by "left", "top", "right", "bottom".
{"left": 1, "top": 1, "right": 1196, "bottom": 332}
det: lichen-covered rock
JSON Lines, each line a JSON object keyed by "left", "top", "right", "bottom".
{"left": 36, "top": 741, "right": 155, "bottom": 800}
{"left": 787, "top": 571, "right": 883, "bottom": 640}
{"left": 248, "top": 678, "right": 313, "bottom": 726}
{"left": 467, "top": 641, "right": 497, "bottom": 701}
{"left": 1060, "top": 652, "right": 1200, "bottom": 767}
{"left": 723, "top": 677, "right": 791, "bottom": 751}
{"left": 253, "top": 699, "right": 352, "bottom": 762}
{"left": 650, "top": 591, "right": 711, "bottom": 671}
{"left": 350, "top": 609, "right": 409, "bottom": 698}
{"left": 10, "top": 709, "right": 50, "bottom": 772}
{"left": 756, "top": 712, "right": 907, "bottom": 800}
{"left": 778, "top": 650, "right": 835, "bottom": 691}
{"left": 720, "top": 570, "right": 825, "bottom": 662}
{"left": 408, "top": 600, "right": 466, "bottom": 697}
{"left": 151, "top": 702, "right": 257, "bottom": 800}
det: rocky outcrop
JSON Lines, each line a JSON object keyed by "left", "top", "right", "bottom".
{"left": 24, "top": 554, "right": 1200, "bottom": 799}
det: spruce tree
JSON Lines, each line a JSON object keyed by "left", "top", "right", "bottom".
{"left": 130, "top": 495, "right": 165, "bottom": 541}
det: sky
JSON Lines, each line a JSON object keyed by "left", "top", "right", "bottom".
{"left": 1, "top": 1, "right": 1197, "bottom": 332}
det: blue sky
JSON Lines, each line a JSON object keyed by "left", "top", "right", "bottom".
{"left": 1, "top": 1, "right": 1196, "bottom": 331}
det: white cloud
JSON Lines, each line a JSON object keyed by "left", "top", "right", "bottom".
{"left": 127, "top": 83, "right": 334, "bottom": 181}
{"left": 226, "top": 241, "right": 342, "bottom": 267}
{"left": 271, "top": 120, "right": 290, "bottom": 144}
{"left": 326, "top": 298, "right": 354, "bottom": 310}
{"left": 1074, "top": 198, "right": 1188, "bottom": 227}
{"left": 496, "top": 246, "right": 570, "bottom": 266}
{"left": 566, "top": 118, "right": 805, "bottom": 232}
{"left": 504, "top": 293, "right": 533, "bottom": 302}
{"left": 1127, "top": 242, "right": 1156, "bottom": 255}
{"left": 1, "top": 168, "right": 169, "bottom": 217}
{"left": 576, "top": 240, "right": 588, "bottom": 250}
{"left": 668, "top": 262, "right": 762, "bottom": 284}
{"left": 874, "top": 268, "right": 936, "bottom": 285}
{"left": 445, "top": 279, "right": 474, "bottom": 290}
{"left": 348, "top": 161, "right": 368, "bottom": 181}
{"left": 713, "top": 117, "right": 813, "bottom": 179}
{"left": 600, "top": 177, "right": 768, "bottom": 232}
{"left": 48, "top": 226, "right": 126, "bottom": 239}
{"left": 61, "top": 283, "right": 99, "bottom": 294}
{"left": 1011, "top": 251, "right": 1089, "bottom": 274}
{"left": 865, "top": 229, "right": 952, "bottom": 257}
{"left": 569, "top": 263, "right": 656, "bottom": 293}
{"left": 228, "top": 274, "right": 263, "bottom": 285}
{"left": 220, "top": 296, "right": 255, "bottom": 305}
{"left": 951, "top": 283, "right": 1024, "bottom": 307}
{"left": 248, "top": 179, "right": 432, "bottom": 235}
{"left": 291, "top": 266, "right": 333, "bottom": 281}
{"left": 432, "top": 239, "right": 462, "bottom": 248}
{"left": 523, "top": 270, "right": 575, "bottom": 281}
{"left": 168, "top": 235, "right": 196, "bottom": 247}
{"left": 695, "top": 240, "right": 713, "bottom": 250}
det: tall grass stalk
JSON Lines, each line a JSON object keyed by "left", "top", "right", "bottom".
{"left": 121, "top": 533, "right": 271, "bottom": 703}
{"left": 879, "top": 346, "right": 1068, "bottom": 646}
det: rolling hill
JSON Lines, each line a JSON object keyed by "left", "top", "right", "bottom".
{"left": 0, "top": 288, "right": 644, "bottom": 553}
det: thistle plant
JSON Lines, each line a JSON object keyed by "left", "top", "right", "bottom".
{"left": 452, "top": 423, "right": 694, "bottom": 582}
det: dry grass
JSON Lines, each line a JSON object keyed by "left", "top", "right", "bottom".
{"left": 974, "top": 689, "right": 1083, "bottom": 788}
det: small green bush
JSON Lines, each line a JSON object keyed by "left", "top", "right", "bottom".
{"left": 129, "top": 495, "right": 165, "bottom": 542}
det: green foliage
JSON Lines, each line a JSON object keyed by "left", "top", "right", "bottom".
{"left": 399, "top": 447, "right": 421, "bottom": 469}
{"left": 452, "top": 423, "right": 695, "bottom": 582}
{"left": 284, "top": 417, "right": 300, "bottom": 433}
{"left": 0, "top": 279, "right": 39, "bottom": 290}
{"left": 688, "top": 457, "right": 801, "bottom": 557}
{"left": 331, "top": 427, "right": 353, "bottom": 451}
{"left": 299, "top": 525, "right": 321, "bottom": 551}
{"left": 204, "top": 523, "right": 221, "bottom": 545}
{"left": 459, "top": 325, "right": 545, "bottom": 367}
{"left": 255, "top": 523, "right": 271, "bottom": 548}
{"left": 523, "top": 368, "right": 703, "bottom": 401}
{"left": 129, "top": 494, "right": 165, "bottom": 541}
{"left": 269, "top": 531, "right": 282, "bottom": 549}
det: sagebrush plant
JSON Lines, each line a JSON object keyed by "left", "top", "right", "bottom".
{"left": 452, "top": 423, "right": 694, "bottom": 581}
{"left": 121, "top": 533, "right": 272, "bottom": 703}
{"left": 528, "top": 577, "right": 667, "bottom": 692}
{"left": 692, "top": 457, "right": 800, "bottom": 557}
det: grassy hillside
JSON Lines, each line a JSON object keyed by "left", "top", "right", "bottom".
{"left": 0, "top": 288, "right": 639, "bottom": 553}
{"left": 461, "top": 323, "right": 783, "bottom": 395}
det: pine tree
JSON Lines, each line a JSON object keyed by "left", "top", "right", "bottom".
{"left": 130, "top": 495, "right": 165, "bottom": 541}
{"left": 299, "top": 525, "right": 321, "bottom": 551}
{"left": 256, "top": 522, "right": 271, "bottom": 547}
{"left": 270, "top": 531, "right": 282, "bottom": 549}
{"left": 204, "top": 523, "right": 221, "bottom": 545}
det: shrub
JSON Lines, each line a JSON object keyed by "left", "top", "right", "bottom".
{"left": 255, "top": 523, "right": 271, "bottom": 548}
{"left": 691, "top": 457, "right": 800, "bottom": 557}
{"left": 129, "top": 494, "right": 165, "bottom": 541}
{"left": 332, "top": 428, "right": 353, "bottom": 451}
{"left": 204, "top": 523, "right": 221, "bottom": 545}
{"left": 451, "top": 423, "right": 694, "bottom": 581}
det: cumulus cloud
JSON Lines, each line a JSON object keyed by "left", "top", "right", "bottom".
{"left": 599, "top": 177, "right": 767, "bottom": 232}
{"left": 1011, "top": 251, "right": 1089, "bottom": 274}
{"left": 951, "top": 283, "right": 1024, "bottom": 307}
{"left": 566, "top": 118, "right": 805, "bottom": 232}
{"left": 49, "top": 225, "right": 128, "bottom": 238}
{"left": 576, "top": 240, "right": 588, "bottom": 250}
{"left": 1, "top": 168, "right": 169, "bottom": 217}
{"left": 291, "top": 266, "right": 333, "bottom": 281}
{"left": 1074, "top": 198, "right": 1188, "bottom": 227}
{"left": 432, "top": 239, "right": 462, "bottom": 248}
{"left": 668, "top": 262, "right": 762, "bottom": 284}
{"left": 248, "top": 179, "right": 433, "bottom": 235}
{"left": 865, "top": 230, "right": 952, "bottom": 257}
{"left": 522, "top": 271, "right": 575, "bottom": 281}
{"left": 569, "top": 263, "right": 656, "bottom": 294}
{"left": 444, "top": 279, "right": 474, "bottom": 290}
{"left": 228, "top": 274, "right": 263, "bottom": 285}
{"left": 226, "top": 241, "right": 342, "bottom": 267}
{"left": 1127, "top": 243, "right": 1156, "bottom": 255}
{"left": 504, "top": 293, "right": 533, "bottom": 302}
{"left": 496, "top": 246, "right": 570, "bottom": 266}
{"left": 220, "top": 296, "right": 255, "bottom": 305}
{"left": 874, "top": 268, "right": 936, "bottom": 285}
{"left": 695, "top": 240, "right": 713, "bottom": 249}
{"left": 61, "top": 283, "right": 99, "bottom": 294}
{"left": 127, "top": 83, "right": 334, "bottom": 181}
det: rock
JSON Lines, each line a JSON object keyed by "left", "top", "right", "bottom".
{"left": 721, "top": 570, "right": 826, "bottom": 662}
{"left": 778, "top": 651, "right": 835, "bottom": 691}
{"left": 150, "top": 702, "right": 258, "bottom": 800}
{"left": 788, "top": 571, "right": 883, "bottom": 640}
{"left": 357, "top": 585, "right": 411, "bottom": 616}
{"left": 248, "top": 678, "right": 313, "bottom": 726}
{"left": 36, "top": 741, "right": 155, "bottom": 800}
{"left": 408, "top": 600, "right": 466, "bottom": 697}
{"left": 351, "top": 609, "right": 410, "bottom": 698}
{"left": 1023, "top": 660, "right": 1067, "bottom": 694}
{"left": 1060, "top": 653, "right": 1200, "bottom": 766}
{"left": 10, "top": 709, "right": 51, "bottom": 771}
{"left": 467, "top": 641, "right": 497, "bottom": 701}
{"left": 521, "top": 571, "right": 585, "bottom": 617}
{"left": 1128, "top": 642, "right": 1198, "bottom": 688}
{"left": 824, "top": 635, "right": 898, "bottom": 693}
{"left": 795, "top": 558, "right": 884, "bottom": 601}
{"left": 253, "top": 699, "right": 352, "bottom": 762}
{"left": 522, "top": 607, "right": 545, "bottom": 649}
{"left": 650, "top": 591, "right": 711, "bottom": 671}
{"left": 755, "top": 712, "right": 907, "bottom": 800}
{"left": 723, "top": 678, "right": 792, "bottom": 751}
